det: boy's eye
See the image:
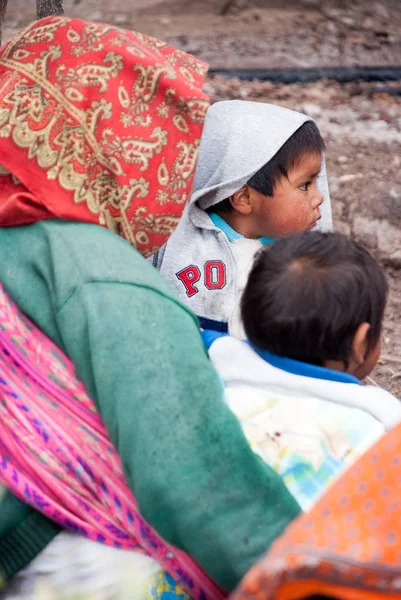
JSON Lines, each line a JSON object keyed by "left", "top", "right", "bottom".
{"left": 299, "top": 182, "right": 310, "bottom": 191}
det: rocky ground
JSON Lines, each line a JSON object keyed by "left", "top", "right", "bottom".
{"left": 3, "top": 0, "right": 401, "bottom": 69}
{"left": 1, "top": 0, "right": 401, "bottom": 393}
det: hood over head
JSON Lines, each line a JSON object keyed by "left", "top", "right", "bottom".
{"left": 189, "top": 100, "right": 332, "bottom": 231}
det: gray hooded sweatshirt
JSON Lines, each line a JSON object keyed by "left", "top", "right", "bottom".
{"left": 152, "top": 100, "right": 332, "bottom": 337}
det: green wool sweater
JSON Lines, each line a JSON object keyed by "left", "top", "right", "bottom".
{"left": 0, "top": 220, "right": 300, "bottom": 591}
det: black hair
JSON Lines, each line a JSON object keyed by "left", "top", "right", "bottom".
{"left": 241, "top": 231, "right": 388, "bottom": 367}
{"left": 210, "top": 120, "right": 325, "bottom": 214}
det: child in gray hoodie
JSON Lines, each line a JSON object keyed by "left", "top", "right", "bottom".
{"left": 151, "top": 100, "right": 332, "bottom": 337}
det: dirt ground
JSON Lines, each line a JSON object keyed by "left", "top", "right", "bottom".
{"left": 2, "top": 0, "right": 401, "bottom": 393}
{"left": 4, "top": 0, "right": 401, "bottom": 69}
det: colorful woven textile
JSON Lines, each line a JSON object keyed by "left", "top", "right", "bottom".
{"left": 0, "top": 281, "right": 223, "bottom": 600}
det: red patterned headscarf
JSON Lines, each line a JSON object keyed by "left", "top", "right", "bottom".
{"left": 230, "top": 423, "right": 401, "bottom": 600}
{"left": 0, "top": 16, "right": 209, "bottom": 256}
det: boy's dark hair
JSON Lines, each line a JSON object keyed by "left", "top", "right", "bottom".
{"left": 241, "top": 231, "right": 388, "bottom": 367}
{"left": 211, "top": 120, "right": 325, "bottom": 213}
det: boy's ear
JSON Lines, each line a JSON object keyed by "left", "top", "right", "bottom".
{"left": 352, "top": 322, "right": 371, "bottom": 365}
{"left": 229, "top": 185, "right": 252, "bottom": 215}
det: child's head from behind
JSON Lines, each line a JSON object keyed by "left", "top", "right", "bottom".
{"left": 241, "top": 232, "right": 388, "bottom": 379}
{"left": 213, "top": 120, "right": 325, "bottom": 239}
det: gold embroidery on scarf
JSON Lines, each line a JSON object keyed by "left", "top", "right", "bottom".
{"left": 125, "top": 44, "right": 151, "bottom": 59}
{"left": 130, "top": 206, "right": 182, "bottom": 256}
{"left": 66, "top": 28, "right": 81, "bottom": 43}
{"left": 186, "top": 99, "right": 209, "bottom": 123}
{"left": 69, "top": 23, "right": 116, "bottom": 56}
{"left": 173, "top": 115, "right": 190, "bottom": 133}
{"left": 0, "top": 58, "right": 110, "bottom": 167}
{"left": 134, "top": 33, "right": 169, "bottom": 53}
{"left": 180, "top": 55, "right": 208, "bottom": 79}
{"left": 11, "top": 50, "right": 32, "bottom": 61}
{"left": 156, "top": 104, "right": 170, "bottom": 119}
{"left": 134, "top": 115, "right": 152, "bottom": 127}
{"left": 0, "top": 77, "right": 119, "bottom": 182}
{"left": 7, "top": 19, "right": 69, "bottom": 58}
{"left": 153, "top": 139, "right": 200, "bottom": 205}
{"left": 101, "top": 177, "right": 149, "bottom": 213}
{"left": 56, "top": 51, "right": 124, "bottom": 94}
{"left": 102, "top": 127, "right": 168, "bottom": 171}
{"left": 33, "top": 46, "right": 63, "bottom": 79}
{"left": 118, "top": 64, "right": 177, "bottom": 126}
{"left": 155, "top": 190, "right": 170, "bottom": 204}
{"left": 135, "top": 230, "right": 150, "bottom": 246}
{"left": 110, "top": 34, "right": 155, "bottom": 61}
{"left": 158, "top": 92, "right": 208, "bottom": 125}
{"left": 118, "top": 84, "right": 130, "bottom": 109}
{"left": 171, "top": 139, "right": 200, "bottom": 187}
{"left": 132, "top": 206, "right": 181, "bottom": 237}
{"left": 179, "top": 67, "right": 196, "bottom": 85}
{"left": 0, "top": 77, "right": 124, "bottom": 205}
{"left": 85, "top": 98, "right": 113, "bottom": 137}
{"left": 104, "top": 178, "right": 150, "bottom": 246}
{"left": 134, "top": 64, "right": 177, "bottom": 102}
{"left": 0, "top": 70, "right": 128, "bottom": 201}
{"left": 65, "top": 88, "right": 85, "bottom": 102}
{"left": 157, "top": 159, "right": 169, "bottom": 187}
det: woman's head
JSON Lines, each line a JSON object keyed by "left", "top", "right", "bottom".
{"left": 241, "top": 231, "right": 387, "bottom": 379}
{"left": 0, "top": 16, "right": 210, "bottom": 255}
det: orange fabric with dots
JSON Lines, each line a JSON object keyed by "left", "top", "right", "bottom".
{"left": 231, "top": 423, "right": 401, "bottom": 600}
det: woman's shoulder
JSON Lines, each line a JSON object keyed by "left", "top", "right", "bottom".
{"left": 35, "top": 219, "right": 175, "bottom": 295}
{"left": 0, "top": 219, "right": 183, "bottom": 316}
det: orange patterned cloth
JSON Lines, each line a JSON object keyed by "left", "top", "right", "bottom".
{"left": 0, "top": 16, "right": 209, "bottom": 256}
{"left": 231, "top": 423, "right": 401, "bottom": 600}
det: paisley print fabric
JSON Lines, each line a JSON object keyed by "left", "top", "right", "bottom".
{"left": 0, "top": 16, "right": 209, "bottom": 256}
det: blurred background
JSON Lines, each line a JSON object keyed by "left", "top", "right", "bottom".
{"left": 3, "top": 0, "right": 401, "bottom": 391}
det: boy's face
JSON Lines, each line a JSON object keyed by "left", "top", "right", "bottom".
{"left": 249, "top": 152, "right": 323, "bottom": 239}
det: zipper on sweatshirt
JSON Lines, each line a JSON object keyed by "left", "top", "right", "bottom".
{"left": 214, "top": 230, "right": 240, "bottom": 335}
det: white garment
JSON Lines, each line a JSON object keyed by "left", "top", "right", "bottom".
{"left": 152, "top": 214, "right": 251, "bottom": 336}
{"left": 1, "top": 532, "right": 161, "bottom": 600}
{"left": 206, "top": 334, "right": 401, "bottom": 511}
